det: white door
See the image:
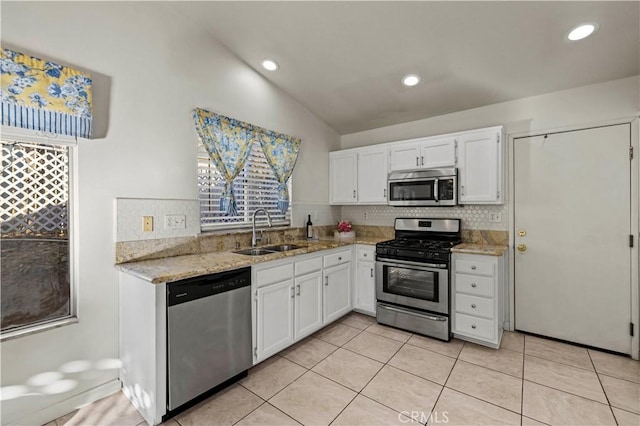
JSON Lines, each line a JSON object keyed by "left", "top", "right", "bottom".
{"left": 256, "top": 280, "right": 294, "bottom": 361}
{"left": 329, "top": 152, "right": 358, "bottom": 204}
{"left": 294, "top": 271, "right": 323, "bottom": 339}
{"left": 458, "top": 129, "right": 501, "bottom": 204}
{"left": 514, "top": 124, "right": 632, "bottom": 354}
{"left": 357, "top": 147, "right": 388, "bottom": 203}
{"left": 356, "top": 261, "right": 376, "bottom": 314}
{"left": 421, "top": 136, "right": 456, "bottom": 168}
{"left": 324, "top": 263, "right": 352, "bottom": 323}
{"left": 389, "top": 142, "right": 421, "bottom": 171}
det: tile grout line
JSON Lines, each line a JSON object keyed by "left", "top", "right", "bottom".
{"left": 523, "top": 351, "right": 597, "bottom": 373}
{"left": 588, "top": 348, "right": 619, "bottom": 425}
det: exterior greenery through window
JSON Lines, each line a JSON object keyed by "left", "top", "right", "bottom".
{"left": 198, "top": 140, "right": 291, "bottom": 230}
{"left": 0, "top": 139, "right": 73, "bottom": 334}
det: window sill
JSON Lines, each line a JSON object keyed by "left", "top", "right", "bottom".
{"left": 0, "top": 316, "right": 79, "bottom": 342}
{"left": 200, "top": 222, "right": 292, "bottom": 235}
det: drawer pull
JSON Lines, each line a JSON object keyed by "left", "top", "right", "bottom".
{"left": 471, "top": 283, "right": 477, "bottom": 288}
{"left": 471, "top": 324, "right": 477, "bottom": 329}
{"left": 471, "top": 265, "right": 477, "bottom": 270}
{"left": 338, "top": 257, "right": 342, "bottom": 261}
{"left": 364, "top": 253, "right": 367, "bottom": 257}
{"left": 471, "top": 304, "right": 477, "bottom": 309}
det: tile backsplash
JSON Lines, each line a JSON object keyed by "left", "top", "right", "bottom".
{"left": 340, "top": 204, "right": 508, "bottom": 231}
{"left": 114, "top": 198, "right": 200, "bottom": 242}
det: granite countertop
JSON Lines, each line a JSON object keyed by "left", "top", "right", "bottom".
{"left": 451, "top": 243, "right": 508, "bottom": 256}
{"left": 117, "top": 237, "right": 386, "bottom": 284}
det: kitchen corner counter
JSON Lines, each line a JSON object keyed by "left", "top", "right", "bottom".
{"left": 116, "top": 237, "right": 386, "bottom": 284}
{"left": 452, "top": 243, "right": 508, "bottom": 256}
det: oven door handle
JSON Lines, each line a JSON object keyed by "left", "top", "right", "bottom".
{"left": 376, "top": 258, "right": 447, "bottom": 269}
{"left": 433, "top": 178, "right": 439, "bottom": 203}
{"left": 378, "top": 303, "right": 447, "bottom": 322}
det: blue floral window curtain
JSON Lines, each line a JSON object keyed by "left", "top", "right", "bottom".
{"left": 192, "top": 108, "right": 301, "bottom": 216}
{"left": 258, "top": 131, "right": 301, "bottom": 213}
{"left": 192, "top": 108, "right": 255, "bottom": 216}
{"left": 1, "top": 48, "right": 92, "bottom": 138}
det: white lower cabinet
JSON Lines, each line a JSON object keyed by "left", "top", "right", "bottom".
{"left": 253, "top": 247, "right": 355, "bottom": 364}
{"left": 452, "top": 252, "right": 506, "bottom": 348}
{"left": 294, "top": 271, "right": 323, "bottom": 339}
{"left": 256, "top": 279, "right": 295, "bottom": 361}
{"left": 354, "top": 245, "right": 376, "bottom": 315}
{"left": 324, "top": 262, "right": 352, "bottom": 323}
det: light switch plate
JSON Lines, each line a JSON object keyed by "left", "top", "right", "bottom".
{"left": 165, "top": 214, "right": 186, "bottom": 229}
{"left": 489, "top": 212, "right": 502, "bottom": 223}
{"left": 142, "top": 216, "right": 154, "bottom": 232}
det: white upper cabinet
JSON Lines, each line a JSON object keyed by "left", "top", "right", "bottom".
{"left": 389, "top": 142, "right": 421, "bottom": 171}
{"left": 357, "top": 146, "right": 388, "bottom": 204}
{"left": 389, "top": 136, "right": 456, "bottom": 172}
{"left": 420, "top": 136, "right": 457, "bottom": 169}
{"left": 329, "top": 151, "right": 358, "bottom": 204}
{"left": 457, "top": 127, "right": 503, "bottom": 204}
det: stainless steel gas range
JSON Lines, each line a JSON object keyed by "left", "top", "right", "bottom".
{"left": 375, "top": 218, "right": 461, "bottom": 341}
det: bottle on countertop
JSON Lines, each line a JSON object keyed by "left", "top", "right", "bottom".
{"left": 306, "top": 214, "right": 313, "bottom": 239}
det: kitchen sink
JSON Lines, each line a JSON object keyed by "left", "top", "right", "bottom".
{"left": 263, "top": 244, "right": 305, "bottom": 252}
{"left": 233, "top": 248, "right": 277, "bottom": 256}
{"left": 234, "top": 244, "right": 305, "bottom": 256}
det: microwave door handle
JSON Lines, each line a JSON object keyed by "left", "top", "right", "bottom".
{"left": 433, "top": 179, "right": 439, "bottom": 203}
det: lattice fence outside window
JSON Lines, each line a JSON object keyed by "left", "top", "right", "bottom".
{"left": 1, "top": 142, "right": 69, "bottom": 237}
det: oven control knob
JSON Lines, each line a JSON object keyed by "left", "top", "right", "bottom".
{"left": 418, "top": 251, "right": 425, "bottom": 257}
{"left": 393, "top": 249, "right": 400, "bottom": 256}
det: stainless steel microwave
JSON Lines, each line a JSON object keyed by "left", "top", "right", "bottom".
{"left": 387, "top": 168, "right": 457, "bottom": 206}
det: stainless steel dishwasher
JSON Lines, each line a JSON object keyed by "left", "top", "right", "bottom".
{"left": 166, "top": 267, "right": 252, "bottom": 413}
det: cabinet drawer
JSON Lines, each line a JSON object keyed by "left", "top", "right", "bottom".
{"left": 295, "top": 257, "right": 322, "bottom": 276}
{"left": 256, "top": 263, "right": 294, "bottom": 287}
{"left": 455, "top": 258, "right": 494, "bottom": 277}
{"left": 456, "top": 293, "right": 495, "bottom": 319}
{"left": 455, "top": 313, "right": 495, "bottom": 341}
{"left": 324, "top": 250, "right": 352, "bottom": 268}
{"left": 357, "top": 247, "right": 375, "bottom": 262}
{"left": 455, "top": 274, "right": 494, "bottom": 298}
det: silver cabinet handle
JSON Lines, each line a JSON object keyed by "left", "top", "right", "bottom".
{"left": 353, "top": 190, "right": 356, "bottom": 199}
{"left": 471, "top": 265, "right": 477, "bottom": 270}
{"left": 370, "top": 268, "right": 374, "bottom": 278}
{"left": 471, "top": 283, "right": 477, "bottom": 288}
{"left": 291, "top": 287, "right": 295, "bottom": 298}
{"left": 324, "top": 276, "right": 328, "bottom": 286}
{"left": 471, "top": 324, "right": 477, "bottom": 329}
{"left": 296, "top": 285, "right": 301, "bottom": 296}
{"left": 363, "top": 253, "right": 367, "bottom": 258}
{"left": 338, "top": 256, "right": 342, "bottom": 261}
{"left": 383, "top": 188, "right": 387, "bottom": 198}
{"left": 471, "top": 304, "right": 476, "bottom": 309}
{"left": 421, "top": 156, "right": 424, "bottom": 166}
{"left": 461, "top": 184, "right": 465, "bottom": 195}
{"left": 416, "top": 157, "right": 419, "bottom": 166}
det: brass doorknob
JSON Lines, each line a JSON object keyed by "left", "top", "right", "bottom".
{"left": 517, "top": 244, "right": 527, "bottom": 252}
{"left": 518, "top": 230, "right": 527, "bottom": 237}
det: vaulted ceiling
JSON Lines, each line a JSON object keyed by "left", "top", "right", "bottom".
{"left": 173, "top": 1, "right": 639, "bottom": 134}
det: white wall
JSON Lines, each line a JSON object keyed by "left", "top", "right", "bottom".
{"left": 340, "top": 76, "right": 640, "bottom": 228}
{"left": 0, "top": 2, "right": 339, "bottom": 424}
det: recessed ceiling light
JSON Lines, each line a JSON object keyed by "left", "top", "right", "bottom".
{"left": 261, "top": 59, "right": 279, "bottom": 71}
{"left": 567, "top": 23, "right": 599, "bottom": 41}
{"left": 402, "top": 74, "right": 421, "bottom": 87}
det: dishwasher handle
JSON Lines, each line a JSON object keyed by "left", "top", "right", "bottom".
{"left": 167, "top": 267, "right": 251, "bottom": 306}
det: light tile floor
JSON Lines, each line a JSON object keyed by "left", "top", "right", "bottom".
{"left": 47, "top": 312, "right": 640, "bottom": 426}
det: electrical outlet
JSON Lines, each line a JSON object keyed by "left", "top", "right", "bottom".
{"left": 489, "top": 212, "right": 502, "bottom": 223}
{"left": 165, "top": 214, "right": 186, "bottom": 229}
{"left": 363, "top": 211, "right": 368, "bottom": 219}
{"left": 142, "top": 216, "right": 154, "bottom": 232}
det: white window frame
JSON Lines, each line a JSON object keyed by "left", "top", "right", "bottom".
{"left": 0, "top": 126, "right": 79, "bottom": 341}
{"left": 198, "top": 140, "right": 292, "bottom": 232}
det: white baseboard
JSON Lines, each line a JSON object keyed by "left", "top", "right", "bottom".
{"left": 8, "top": 379, "right": 122, "bottom": 426}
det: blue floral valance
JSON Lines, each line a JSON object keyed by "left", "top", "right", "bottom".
{"left": 1, "top": 48, "right": 93, "bottom": 138}
{"left": 192, "top": 108, "right": 301, "bottom": 215}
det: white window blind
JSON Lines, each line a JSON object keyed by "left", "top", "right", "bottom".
{"left": 198, "top": 140, "right": 291, "bottom": 230}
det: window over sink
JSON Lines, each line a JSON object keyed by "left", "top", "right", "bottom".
{"left": 197, "top": 140, "right": 291, "bottom": 230}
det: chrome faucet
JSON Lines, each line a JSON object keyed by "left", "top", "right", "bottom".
{"left": 251, "top": 208, "right": 273, "bottom": 247}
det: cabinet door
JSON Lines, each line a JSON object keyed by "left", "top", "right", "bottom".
{"left": 389, "top": 142, "right": 421, "bottom": 172}
{"left": 329, "top": 151, "right": 358, "bottom": 204}
{"left": 421, "top": 136, "right": 456, "bottom": 168}
{"left": 458, "top": 129, "right": 502, "bottom": 204}
{"left": 357, "top": 147, "right": 388, "bottom": 204}
{"left": 294, "top": 271, "right": 324, "bottom": 340}
{"left": 323, "top": 263, "right": 352, "bottom": 323}
{"left": 356, "top": 261, "right": 376, "bottom": 315}
{"left": 256, "top": 280, "right": 294, "bottom": 361}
